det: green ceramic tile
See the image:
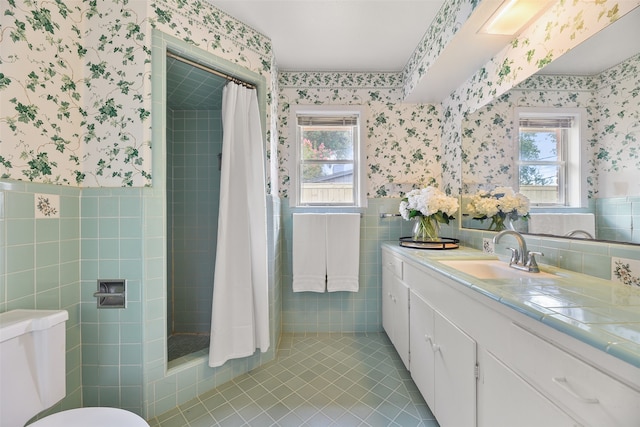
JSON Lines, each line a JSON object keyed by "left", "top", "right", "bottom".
{"left": 60, "top": 195, "right": 80, "bottom": 217}
{"left": 5, "top": 192, "right": 34, "bottom": 219}
{"left": 36, "top": 265, "right": 60, "bottom": 292}
{"left": 36, "top": 288, "right": 60, "bottom": 310}
{"left": 581, "top": 253, "right": 611, "bottom": 279}
{"left": 99, "top": 238, "right": 119, "bottom": 259}
{"left": 35, "top": 241, "right": 59, "bottom": 268}
{"left": 6, "top": 219, "right": 35, "bottom": 245}
{"left": 80, "top": 196, "right": 99, "bottom": 218}
{"left": 7, "top": 244, "right": 34, "bottom": 273}
{"left": 99, "top": 218, "right": 119, "bottom": 238}
{"left": 81, "top": 218, "right": 99, "bottom": 238}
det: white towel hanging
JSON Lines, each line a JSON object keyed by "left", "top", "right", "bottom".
{"left": 292, "top": 214, "right": 327, "bottom": 292}
{"left": 326, "top": 214, "right": 360, "bottom": 292}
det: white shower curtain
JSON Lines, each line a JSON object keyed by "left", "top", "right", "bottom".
{"left": 209, "top": 82, "right": 270, "bottom": 368}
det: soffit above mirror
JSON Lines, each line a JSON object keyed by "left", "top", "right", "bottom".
{"left": 538, "top": 6, "right": 640, "bottom": 76}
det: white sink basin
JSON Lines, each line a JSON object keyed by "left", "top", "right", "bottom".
{"left": 438, "top": 259, "right": 554, "bottom": 280}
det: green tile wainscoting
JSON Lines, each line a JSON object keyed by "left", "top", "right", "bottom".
{"left": 3, "top": 181, "right": 640, "bottom": 420}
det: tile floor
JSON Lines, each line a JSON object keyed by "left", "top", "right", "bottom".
{"left": 149, "top": 333, "right": 439, "bottom": 426}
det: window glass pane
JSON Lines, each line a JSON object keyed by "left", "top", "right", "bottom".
{"left": 301, "top": 127, "right": 354, "bottom": 160}
{"left": 300, "top": 162, "right": 354, "bottom": 204}
{"left": 519, "top": 130, "right": 559, "bottom": 161}
{"left": 519, "top": 165, "right": 560, "bottom": 204}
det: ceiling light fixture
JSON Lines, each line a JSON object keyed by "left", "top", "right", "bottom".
{"left": 480, "top": 0, "right": 555, "bottom": 36}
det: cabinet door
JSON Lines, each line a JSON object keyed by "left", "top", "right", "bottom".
{"left": 434, "top": 310, "right": 477, "bottom": 427}
{"left": 382, "top": 265, "right": 394, "bottom": 340}
{"left": 395, "top": 279, "right": 410, "bottom": 369}
{"left": 479, "top": 349, "right": 581, "bottom": 427}
{"left": 409, "top": 291, "right": 436, "bottom": 409}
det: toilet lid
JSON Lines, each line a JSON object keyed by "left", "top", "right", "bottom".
{"left": 29, "top": 407, "right": 149, "bottom": 427}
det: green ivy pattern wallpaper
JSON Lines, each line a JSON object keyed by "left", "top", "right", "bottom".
{"left": 1, "top": 0, "right": 634, "bottom": 198}
{"left": 460, "top": 53, "right": 639, "bottom": 199}
{"left": 401, "top": 0, "right": 478, "bottom": 99}
{"left": 0, "top": 0, "right": 274, "bottom": 188}
{"left": 440, "top": 0, "right": 639, "bottom": 195}
{"left": 277, "top": 74, "right": 441, "bottom": 198}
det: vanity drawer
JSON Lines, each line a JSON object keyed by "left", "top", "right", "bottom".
{"left": 510, "top": 323, "right": 640, "bottom": 427}
{"left": 382, "top": 250, "right": 403, "bottom": 279}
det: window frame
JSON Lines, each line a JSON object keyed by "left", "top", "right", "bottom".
{"left": 290, "top": 105, "right": 367, "bottom": 208}
{"left": 515, "top": 107, "right": 587, "bottom": 208}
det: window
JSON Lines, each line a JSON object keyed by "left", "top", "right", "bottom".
{"left": 291, "top": 106, "right": 366, "bottom": 207}
{"left": 516, "top": 108, "right": 586, "bottom": 207}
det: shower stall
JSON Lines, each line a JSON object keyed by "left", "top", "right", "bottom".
{"left": 166, "top": 55, "right": 228, "bottom": 361}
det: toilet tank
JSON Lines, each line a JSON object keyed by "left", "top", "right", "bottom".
{"left": 0, "top": 309, "right": 68, "bottom": 427}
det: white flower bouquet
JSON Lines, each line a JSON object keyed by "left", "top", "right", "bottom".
{"left": 400, "top": 186, "right": 459, "bottom": 240}
{"left": 466, "top": 186, "right": 530, "bottom": 231}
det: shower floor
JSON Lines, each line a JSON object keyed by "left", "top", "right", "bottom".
{"left": 167, "top": 333, "right": 210, "bottom": 361}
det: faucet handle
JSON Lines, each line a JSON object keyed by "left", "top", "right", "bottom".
{"left": 506, "top": 247, "right": 519, "bottom": 264}
{"left": 526, "top": 251, "right": 544, "bottom": 271}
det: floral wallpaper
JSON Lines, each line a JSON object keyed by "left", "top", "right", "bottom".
{"left": 1, "top": 1, "right": 87, "bottom": 185}
{"left": 594, "top": 54, "right": 640, "bottom": 197}
{"left": 401, "top": 0, "right": 478, "bottom": 99}
{"left": 440, "top": 0, "right": 638, "bottom": 195}
{"left": 277, "top": 73, "right": 441, "bottom": 198}
{"left": 1, "top": 0, "right": 634, "bottom": 198}
{"left": 0, "top": 0, "right": 275, "bottom": 188}
{"left": 460, "top": 53, "right": 640, "bottom": 199}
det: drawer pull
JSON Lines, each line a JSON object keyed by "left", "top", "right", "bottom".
{"left": 552, "top": 377, "right": 599, "bottom": 404}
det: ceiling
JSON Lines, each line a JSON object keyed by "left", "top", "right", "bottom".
{"left": 210, "top": 0, "right": 446, "bottom": 72}
{"left": 167, "top": 1, "right": 639, "bottom": 108}
{"left": 210, "top": 0, "right": 518, "bottom": 101}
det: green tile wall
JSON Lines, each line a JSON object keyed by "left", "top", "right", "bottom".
{"left": 281, "top": 198, "right": 417, "bottom": 333}
{"left": 0, "top": 180, "right": 83, "bottom": 413}
{"left": 80, "top": 188, "right": 144, "bottom": 415}
{"left": 596, "top": 197, "right": 640, "bottom": 244}
{"left": 167, "top": 109, "right": 222, "bottom": 335}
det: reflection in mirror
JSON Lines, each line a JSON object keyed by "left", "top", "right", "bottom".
{"left": 461, "top": 8, "right": 640, "bottom": 244}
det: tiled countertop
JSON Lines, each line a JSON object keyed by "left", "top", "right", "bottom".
{"left": 382, "top": 242, "right": 640, "bottom": 369}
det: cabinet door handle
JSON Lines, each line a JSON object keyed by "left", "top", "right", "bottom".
{"left": 424, "top": 334, "right": 433, "bottom": 344}
{"left": 432, "top": 344, "right": 441, "bottom": 353}
{"left": 552, "top": 377, "right": 599, "bottom": 404}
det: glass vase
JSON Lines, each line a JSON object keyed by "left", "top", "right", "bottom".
{"left": 489, "top": 213, "right": 516, "bottom": 231}
{"left": 413, "top": 216, "right": 440, "bottom": 241}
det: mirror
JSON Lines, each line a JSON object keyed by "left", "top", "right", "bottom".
{"left": 460, "top": 8, "right": 640, "bottom": 244}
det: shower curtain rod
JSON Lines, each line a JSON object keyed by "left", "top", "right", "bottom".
{"left": 166, "top": 51, "right": 255, "bottom": 89}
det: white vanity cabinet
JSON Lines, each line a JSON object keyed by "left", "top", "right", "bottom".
{"left": 381, "top": 250, "right": 410, "bottom": 369}
{"left": 507, "top": 324, "right": 640, "bottom": 427}
{"left": 478, "top": 348, "right": 582, "bottom": 427}
{"left": 381, "top": 244, "right": 640, "bottom": 427}
{"left": 410, "top": 289, "right": 477, "bottom": 427}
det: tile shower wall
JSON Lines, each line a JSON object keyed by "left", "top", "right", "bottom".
{"left": 0, "top": 180, "right": 83, "bottom": 413}
{"left": 144, "top": 32, "right": 280, "bottom": 419}
{"left": 167, "top": 109, "right": 222, "bottom": 334}
{"left": 80, "top": 188, "right": 144, "bottom": 415}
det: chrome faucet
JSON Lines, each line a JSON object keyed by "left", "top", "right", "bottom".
{"left": 493, "top": 230, "right": 544, "bottom": 273}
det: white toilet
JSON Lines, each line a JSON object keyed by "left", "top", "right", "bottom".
{"left": 0, "top": 309, "right": 149, "bottom": 427}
